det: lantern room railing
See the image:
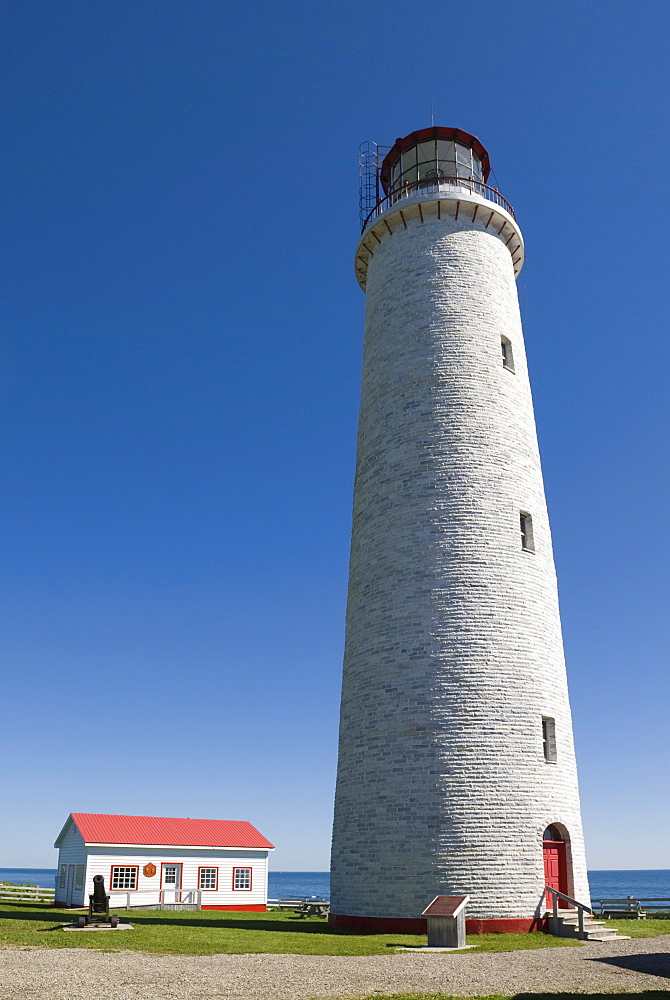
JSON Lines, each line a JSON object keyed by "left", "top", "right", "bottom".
{"left": 361, "top": 176, "right": 516, "bottom": 233}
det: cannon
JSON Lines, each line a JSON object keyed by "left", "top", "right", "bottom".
{"left": 76, "top": 875, "right": 119, "bottom": 928}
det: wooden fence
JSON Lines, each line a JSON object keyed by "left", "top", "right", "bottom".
{"left": 592, "top": 896, "right": 670, "bottom": 917}
{"left": 0, "top": 883, "right": 55, "bottom": 903}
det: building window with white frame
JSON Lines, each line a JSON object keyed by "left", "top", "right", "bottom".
{"left": 74, "top": 865, "right": 85, "bottom": 890}
{"left": 199, "top": 867, "right": 218, "bottom": 890}
{"left": 59, "top": 865, "right": 67, "bottom": 889}
{"left": 233, "top": 867, "right": 252, "bottom": 890}
{"left": 111, "top": 866, "right": 138, "bottom": 890}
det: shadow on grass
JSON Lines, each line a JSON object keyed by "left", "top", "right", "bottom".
{"left": 119, "top": 914, "right": 382, "bottom": 936}
{"left": 0, "top": 907, "right": 71, "bottom": 924}
{"left": 0, "top": 906, "right": 390, "bottom": 938}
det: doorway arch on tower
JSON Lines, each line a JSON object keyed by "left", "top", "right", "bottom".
{"left": 542, "top": 822, "right": 573, "bottom": 909}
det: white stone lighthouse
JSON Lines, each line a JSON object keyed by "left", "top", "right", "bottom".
{"left": 330, "top": 126, "right": 589, "bottom": 933}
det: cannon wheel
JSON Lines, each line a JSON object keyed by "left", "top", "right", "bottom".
{"left": 110, "top": 915, "right": 119, "bottom": 928}
{"left": 77, "top": 915, "right": 86, "bottom": 928}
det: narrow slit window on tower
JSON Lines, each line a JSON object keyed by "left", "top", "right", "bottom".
{"left": 501, "top": 336, "right": 515, "bottom": 371}
{"left": 542, "top": 717, "right": 557, "bottom": 762}
{"left": 520, "top": 512, "right": 534, "bottom": 552}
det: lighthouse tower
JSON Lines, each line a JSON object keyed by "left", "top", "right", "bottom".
{"left": 330, "top": 127, "right": 589, "bottom": 932}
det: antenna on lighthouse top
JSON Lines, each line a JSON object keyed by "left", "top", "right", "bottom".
{"left": 431, "top": 98, "right": 434, "bottom": 127}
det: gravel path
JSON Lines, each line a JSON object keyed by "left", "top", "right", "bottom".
{"left": 0, "top": 936, "right": 668, "bottom": 999}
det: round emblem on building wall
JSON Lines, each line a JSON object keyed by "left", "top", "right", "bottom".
{"left": 143, "top": 863, "right": 157, "bottom": 878}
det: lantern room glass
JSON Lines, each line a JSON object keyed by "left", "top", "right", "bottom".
{"left": 388, "top": 139, "right": 483, "bottom": 192}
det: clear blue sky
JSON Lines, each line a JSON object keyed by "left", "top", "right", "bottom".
{"left": 1, "top": 0, "right": 668, "bottom": 871}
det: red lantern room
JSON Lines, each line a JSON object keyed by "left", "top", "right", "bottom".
{"left": 358, "top": 126, "right": 504, "bottom": 235}
{"left": 379, "top": 126, "right": 491, "bottom": 195}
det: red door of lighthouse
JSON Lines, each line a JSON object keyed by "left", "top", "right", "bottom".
{"left": 543, "top": 826, "right": 568, "bottom": 908}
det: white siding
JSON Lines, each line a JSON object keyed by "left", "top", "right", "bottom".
{"left": 84, "top": 847, "right": 269, "bottom": 908}
{"left": 54, "top": 821, "right": 87, "bottom": 906}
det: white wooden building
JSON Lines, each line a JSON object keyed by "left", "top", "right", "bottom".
{"left": 54, "top": 813, "right": 274, "bottom": 910}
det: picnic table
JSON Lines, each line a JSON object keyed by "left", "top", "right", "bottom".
{"left": 294, "top": 898, "right": 330, "bottom": 919}
{"left": 266, "top": 898, "right": 330, "bottom": 918}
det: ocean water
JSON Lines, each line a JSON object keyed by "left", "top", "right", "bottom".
{"left": 588, "top": 869, "right": 670, "bottom": 900}
{"left": 268, "top": 871, "right": 330, "bottom": 899}
{"left": 2, "top": 867, "right": 669, "bottom": 901}
{"left": 0, "top": 868, "right": 57, "bottom": 889}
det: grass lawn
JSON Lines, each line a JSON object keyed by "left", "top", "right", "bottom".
{"left": 0, "top": 902, "right": 586, "bottom": 956}
{"left": 353, "top": 995, "right": 670, "bottom": 1000}
{"left": 600, "top": 917, "right": 670, "bottom": 938}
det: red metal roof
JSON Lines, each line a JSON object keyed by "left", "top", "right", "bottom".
{"left": 68, "top": 813, "right": 274, "bottom": 849}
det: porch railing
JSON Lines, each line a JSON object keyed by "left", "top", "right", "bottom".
{"left": 545, "top": 885, "right": 592, "bottom": 938}
{"left": 108, "top": 888, "right": 202, "bottom": 909}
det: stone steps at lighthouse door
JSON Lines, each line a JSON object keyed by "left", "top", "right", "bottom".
{"left": 547, "top": 909, "right": 631, "bottom": 942}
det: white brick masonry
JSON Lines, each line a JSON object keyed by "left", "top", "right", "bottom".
{"left": 330, "top": 193, "right": 589, "bottom": 921}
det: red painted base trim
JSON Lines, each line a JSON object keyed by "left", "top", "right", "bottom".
{"left": 329, "top": 913, "right": 548, "bottom": 934}
{"left": 201, "top": 904, "right": 267, "bottom": 912}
